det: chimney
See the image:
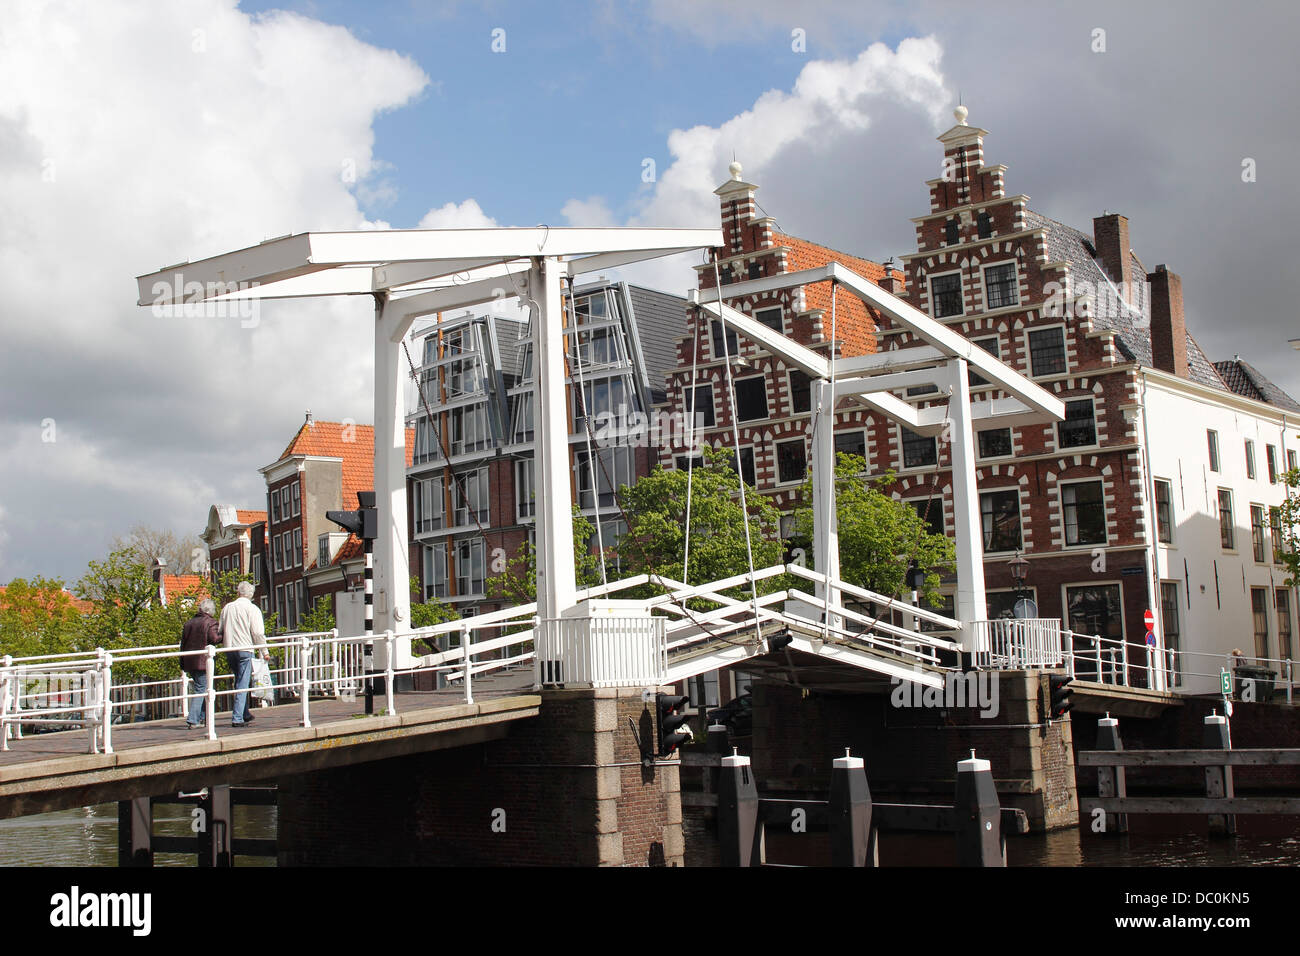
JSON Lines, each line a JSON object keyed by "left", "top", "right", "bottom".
{"left": 305, "top": 409, "right": 314, "bottom": 427}
{"left": 1147, "top": 264, "right": 1188, "bottom": 378}
{"left": 714, "top": 160, "right": 759, "bottom": 258}
{"left": 1093, "top": 213, "right": 1133, "bottom": 303}
{"left": 878, "top": 258, "right": 903, "bottom": 295}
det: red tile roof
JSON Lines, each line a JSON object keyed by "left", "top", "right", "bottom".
{"left": 235, "top": 509, "right": 267, "bottom": 525}
{"left": 277, "top": 421, "right": 415, "bottom": 510}
{"left": 161, "top": 574, "right": 208, "bottom": 605}
{"left": 0, "top": 586, "right": 93, "bottom": 616}
{"left": 775, "top": 232, "right": 898, "bottom": 359}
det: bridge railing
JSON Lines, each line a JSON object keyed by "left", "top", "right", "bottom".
{"left": 971, "top": 618, "right": 1063, "bottom": 670}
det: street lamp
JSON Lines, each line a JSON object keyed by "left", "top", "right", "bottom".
{"left": 1008, "top": 552, "right": 1030, "bottom": 618}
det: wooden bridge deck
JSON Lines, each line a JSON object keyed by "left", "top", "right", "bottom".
{"left": 0, "top": 672, "right": 540, "bottom": 819}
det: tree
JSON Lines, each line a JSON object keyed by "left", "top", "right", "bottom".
{"left": 791, "top": 454, "right": 956, "bottom": 608}
{"left": 0, "top": 576, "right": 84, "bottom": 659}
{"left": 485, "top": 507, "right": 605, "bottom": 607}
{"left": 616, "top": 447, "right": 785, "bottom": 600}
{"left": 111, "top": 524, "right": 205, "bottom": 576}
{"left": 1277, "top": 466, "right": 1300, "bottom": 586}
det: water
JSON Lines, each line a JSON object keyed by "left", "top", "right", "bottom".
{"left": 0, "top": 803, "right": 278, "bottom": 867}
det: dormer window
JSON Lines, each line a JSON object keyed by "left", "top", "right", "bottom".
{"left": 976, "top": 211, "right": 992, "bottom": 239}
{"left": 944, "top": 218, "right": 959, "bottom": 245}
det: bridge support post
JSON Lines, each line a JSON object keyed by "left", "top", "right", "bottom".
{"left": 954, "top": 751, "right": 1004, "bottom": 867}
{"left": 829, "top": 750, "right": 876, "bottom": 867}
{"left": 196, "top": 784, "right": 233, "bottom": 867}
{"left": 1204, "top": 712, "right": 1236, "bottom": 838}
{"left": 943, "top": 358, "right": 987, "bottom": 661}
{"left": 1094, "top": 714, "right": 1128, "bottom": 835}
{"left": 718, "top": 750, "right": 760, "bottom": 866}
{"left": 117, "top": 796, "right": 152, "bottom": 867}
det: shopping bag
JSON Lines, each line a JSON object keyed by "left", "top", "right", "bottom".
{"left": 251, "top": 656, "right": 274, "bottom": 704}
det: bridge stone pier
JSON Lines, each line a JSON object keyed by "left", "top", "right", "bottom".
{"left": 277, "top": 688, "right": 682, "bottom": 866}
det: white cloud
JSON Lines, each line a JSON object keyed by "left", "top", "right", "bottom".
{"left": 0, "top": 0, "right": 429, "bottom": 582}
{"left": 417, "top": 198, "right": 498, "bottom": 228}
{"left": 562, "top": 196, "right": 617, "bottom": 227}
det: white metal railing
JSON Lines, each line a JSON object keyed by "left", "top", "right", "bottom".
{"left": 534, "top": 614, "right": 666, "bottom": 687}
{"left": 972, "top": 618, "right": 1063, "bottom": 670}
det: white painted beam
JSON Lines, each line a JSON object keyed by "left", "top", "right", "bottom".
{"left": 693, "top": 297, "right": 829, "bottom": 379}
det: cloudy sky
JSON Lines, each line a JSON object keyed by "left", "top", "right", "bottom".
{"left": 1, "top": 0, "right": 1297, "bottom": 585}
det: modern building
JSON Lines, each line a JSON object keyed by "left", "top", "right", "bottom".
{"left": 661, "top": 108, "right": 1299, "bottom": 695}
{"left": 406, "top": 278, "right": 689, "bottom": 615}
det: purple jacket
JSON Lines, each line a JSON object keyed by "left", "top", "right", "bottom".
{"left": 180, "top": 612, "right": 220, "bottom": 675}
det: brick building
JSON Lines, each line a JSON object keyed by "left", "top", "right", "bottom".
{"left": 199, "top": 505, "right": 268, "bottom": 598}
{"left": 661, "top": 107, "right": 1299, "bottom": 693}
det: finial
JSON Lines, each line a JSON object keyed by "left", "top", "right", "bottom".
{"left": 728, "top": 160, "right": 743, "bottom": 181}
{"left": 954, "top": 104, "right": 968, "bottom": 125}
{"left": 970, "top": 748, "right": 976, "bottom": 760}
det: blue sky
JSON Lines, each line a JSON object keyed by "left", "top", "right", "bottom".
{"left": 1, "top": 0, "right": 1297, "bottom": 584}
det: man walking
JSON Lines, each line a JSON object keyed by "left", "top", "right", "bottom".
{"left": 180, "top": 598, "right": 220, "bottom": 729}
{"left": 218, "top": 581, "right": 268, "bottom": 727}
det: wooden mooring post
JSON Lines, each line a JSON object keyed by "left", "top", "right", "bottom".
{"left": 1094, "top": 713, "right": 1128, "bottom": 835}
{"left": 117, "top": 785, "right": 277, "bottom": 866}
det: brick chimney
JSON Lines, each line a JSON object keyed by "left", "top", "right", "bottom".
{"left": 1147, "top": 264, "right": 1188, "bottom": 378}
{"left": 878, "top": 258, "right": 903, "bottom": 295}
{"left": 1093, "top": 213, "right": 1133, "bottom": 303}
{"left": 714, "top": 161, "right": 760, "bottom": 259}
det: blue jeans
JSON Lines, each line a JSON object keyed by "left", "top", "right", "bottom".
{"left": 186, "top": 671, "right": 209, "bottom": 726}
{"left": 226, "top": 651, "right": 253, "bottom": 724}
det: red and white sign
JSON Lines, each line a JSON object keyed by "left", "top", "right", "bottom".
{"left": 1144, "top": 609, "right": 1155, "bottom": 632}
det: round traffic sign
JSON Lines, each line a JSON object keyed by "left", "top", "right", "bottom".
{"left": 1146, "top": 632, "right": 1157, "bottom": 648}
{"left": 1144, "top": 609, "right": 1155, "bottom": 631}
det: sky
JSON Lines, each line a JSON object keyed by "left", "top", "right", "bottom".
{"left": 1, "top": 0, "right": 1298, "bottom": 585}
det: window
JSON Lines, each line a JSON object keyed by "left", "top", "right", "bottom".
{"left": 456, "top": 537, "right": 486, "bottom": 596}
{"left": 1251, "top": 587, "right": 1270, "bottom": 660}
{"left": 727, "top": 447, "right": 757, "bottom": 487}
{"left": 754, "top": 307, "right": 783, "bottom": 334}
{"left": 1267, "top": 445, "right": 1279, "bottom": 484}
{"left": 1218, "top": 489, "right": 1234, "bottom": 550}
{"left": 976, "top": 210, "right": 992, "bottom": 239}
{"left": 281, "top": 487, "right": 291, "bottom": 519}
{"left": 1207, "top": 430, "right": 1220, "bottom": 472}
{"left": 515, "top": 459, "right": 535, "bottom": 520}
{"left": 275, "top": 585, "right": 285, "bottom": 622}
{"left": 1062, "top": 480, "right": 1106, "bottom": 546}
{"left": 930, "top": 273, "right": 963, "bottom": 318}
{"left": 776, "top": 438, "right": 807, "bottom": 484}
{"left": 1272, "top": 506, "right": 1286, "bottom": 562}
{"left": 834, "top": 430, "right": 867, "bottom": 461}
{"left": 274, "top": 535, "right": 284, "bottom": 572}
{"left": 1245, "top": 440, "right": 1256, "bottom": 480}
{"left": 1065, "top": 583, "right": 1124, "bottom": 645}
{"left": 675, "top": 455, "right": 704, "bottom": 472}
{"left": 574, "top": 377, "right": 630, "bottom": 430}
{"left": 969, "top": 336, "right": 999, "bottom": 387}
{"left": 944, "top": 218, "right": 959, "bottom": 245}
{"left": 748, "top": 261, "right": 762, "bottom": 280}
{"left": 1251, "top": 505, "right": 1267, "bottom": 562}
{"left": 686, "top": 384, "right": 715, "bottom": 428}
{"left": 1290, "top": 449, "right": 1298, "bottom": 472}
{"left": 1154, "top": 479, "right": 1173, "bottom": 543}
{"left": 909, "top": 499, "right": 945, "bottom": 537}
{"left": 272, "top": 492, "right": 281, "bottom": 523}
{"left": 788, "top": 371, "right": 812, "bottom": 414}
{"left": 1057, "top": 399, "right": 1097, "bottom": 449}
{"left": 987, "top": 589, "right": 1033, "bottom": 620}
{"left": 251, "top": 554, "right": 262, "bottom": 584}
{"left": 451, "top": 402, "right": 492, "bottom": 455}
{"left": 510, "top": 391, "right": 535, "bottom": 444}
{"left": 1161, "top": 582, "right": 1181, "bottom": 676}
{"left": 734, "top": 377, "right": 768, "bottom": 422}
{"left": 906, "top": 383, "right": 940, "bottom": 397}
{"left": 978, "top": 428, "right": 1013, "bottom": 459}
{"left": 297, "top": 580, "right": 305, "bottom": 619}
{"left": 1028, "top": 327, "right": 1066, "bottom": 377}
{"left": 901, "top": 427, "right": 937, "bottom": 468}
{"left": 453, "top": 468, "right": 489, "bottom": 526}
{"left": 711, "top": 320, "right": 738, "bottom": 359}
{"left": 319, "top": 536, "right": 331, "bottom": 568}
{"left": 984, "top": 263, "right": 1018, "bottom": 309}
{"left": 292, "top": 482, "right": 301, "bottom": 516}
{"left": 575, "top": 446, "right": 634, "bottom": 510}
{"left": 293, "top": 529, "right": 302, "bottom": 567}
{"left": 413, "top": 476, "right": 445, "bottom": 534}
{"left": 980, "top": 489, "right": 1022, "bottom": 553}
{"left": 1278, "top": 589, "right": 1293, "bottom": 660}
{"left": 423, "top": 542, "right": 449, "bottom": 600}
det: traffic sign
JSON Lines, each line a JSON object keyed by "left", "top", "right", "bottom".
{"left": 1221, "top": 669, "right": 1232, "bottom": 696}
{"left": 1146, "top": 632, "right": 1157, "bottom": 648}
{"left": 1143, "top": 609, "right": 1155, "bottom": 632}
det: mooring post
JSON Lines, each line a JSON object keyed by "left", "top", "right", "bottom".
{"left": 197, "top": 784, "right": 233, "bottom": 867}
{"left": 954, "top": 750, "right": 1004, "bottom": 867}
{"left": 718, "top": 748, "right": 760, "bottom": 867}
{"left": 705, "top": 723, "right": 728, "bottom": 795}
{"left": 1203, "top": 711, "right": 1236, "bottom": 838}
{"left": 829, "top": 748, "right": 876, "bottom": 867}
{"left": 117, "top": 796, "right": 152, "bottom": 867}
{"left": 1095, "top": 713, "right": 1128, "bottom": 835}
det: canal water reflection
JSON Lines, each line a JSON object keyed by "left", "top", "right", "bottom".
{"left": 0, "top": 803, "right": 278, "bottom": 867}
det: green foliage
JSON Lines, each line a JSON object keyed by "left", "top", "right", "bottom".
{"left": 300, "top": 594, "right": 336, "bottom": 634}
{"left": 616, "top": 447, "right": 785, "bottom": 600}
{"left": 791, "top": 454, "right": 956, "bottom": 608}
{"left": 485, "top": 507, "right": 605, "bottom": 606}
{"left": 1277, "top": 467, "right": 1300, "bottom": 587}
{"left": 0, "top": 576, "right": 84, "bottom": 659}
